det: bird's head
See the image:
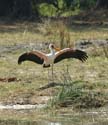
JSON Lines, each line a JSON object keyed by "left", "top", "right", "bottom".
{"left": 49, "top": 44, "right": 60, "bottom": 51}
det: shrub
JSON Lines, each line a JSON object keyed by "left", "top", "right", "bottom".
{"left": 50, "top": 81, "right": 107, "bottom": 109}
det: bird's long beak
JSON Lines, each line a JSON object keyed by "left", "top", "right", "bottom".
{"left": 54, "top": 47, "right": 61, "bottom": 51}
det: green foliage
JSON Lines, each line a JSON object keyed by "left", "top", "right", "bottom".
{"left": 37, "top": 0, "right": 80, "bottom": 16}
{"left": 38, "top": 3, "right": 57, "bottom": 16}
{"left": 57, "top": 0, "right": 65, "bottom": 9}
{"left": 51, "top": 81, "right": 107, "bottom": 108}
{"left": 35, "top": 0, "right": 98, "bottom": 17}
{"left": 1, "top": 0, "right": 108, "bottom": 18}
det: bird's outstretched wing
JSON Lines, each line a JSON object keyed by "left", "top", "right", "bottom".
{"left": 54, "top": 48, "right": 88, "bottom": 63}
{"left": 18, "top": 51, "right": 47, "bottom": 65}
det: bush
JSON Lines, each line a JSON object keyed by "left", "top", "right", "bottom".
{"left": 50, "top": 81, "right": 107, "bottom": 109}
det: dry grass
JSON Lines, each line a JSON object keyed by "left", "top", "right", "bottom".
{"left": 0, "top": 20, "right": 108, "bottom": 46}
{"left": 0, "top": 20, "right": 108, "bottom": 106}
{"left": 0, "top": 20, "right": 108, "bottom": 125}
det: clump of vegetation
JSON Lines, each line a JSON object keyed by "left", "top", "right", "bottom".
{"left": 40, "top": 20, "right": 74, "bottom": 49}
{"left": 38, "top": 3, "right": 57, "bottom": 17}
{"left": 50, "top": 81, "right": 107, "bottom": 109}
{"left": 58, "top": 21, "right": 73, "bottom": 49}
{"left": 48, "top": 64, "right": 108, "bottom": 109}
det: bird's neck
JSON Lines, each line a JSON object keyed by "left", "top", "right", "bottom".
{"left": 50, "top": 49, "right": 55, "bottom": 55}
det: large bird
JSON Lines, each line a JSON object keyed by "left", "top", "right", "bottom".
{"left": 18, "top": 44, "right": 88, "bottom": 81}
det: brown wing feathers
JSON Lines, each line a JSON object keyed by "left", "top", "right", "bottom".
{"left": 54, "top": 49, "right": 88, "bottom": 63}
{"left": 18, "top": 52, "right": 44, "bottom": 65}
{"left": 18, "top": 48, "right": 88, "bottom": 65}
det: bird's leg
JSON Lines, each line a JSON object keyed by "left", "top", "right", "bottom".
{"left": 48, "top": 68, "right": 50, "bottom": 84}
{"left": 51, "top": 63, "right": 54, "bottom": 83}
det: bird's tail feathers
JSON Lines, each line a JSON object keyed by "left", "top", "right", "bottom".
{"left": 43, "top": 64, "right": 50, "bottom": 68}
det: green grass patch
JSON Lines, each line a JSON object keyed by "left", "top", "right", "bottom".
{"left": 50, "top": 81, "right": 108, "bottom": 109}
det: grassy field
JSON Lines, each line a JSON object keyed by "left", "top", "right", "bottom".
{"left": 0, "top": 20, "right": 108, "bottom": 109}
{"left": 0, "top": 20, "right": 108, "bottom": 46}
